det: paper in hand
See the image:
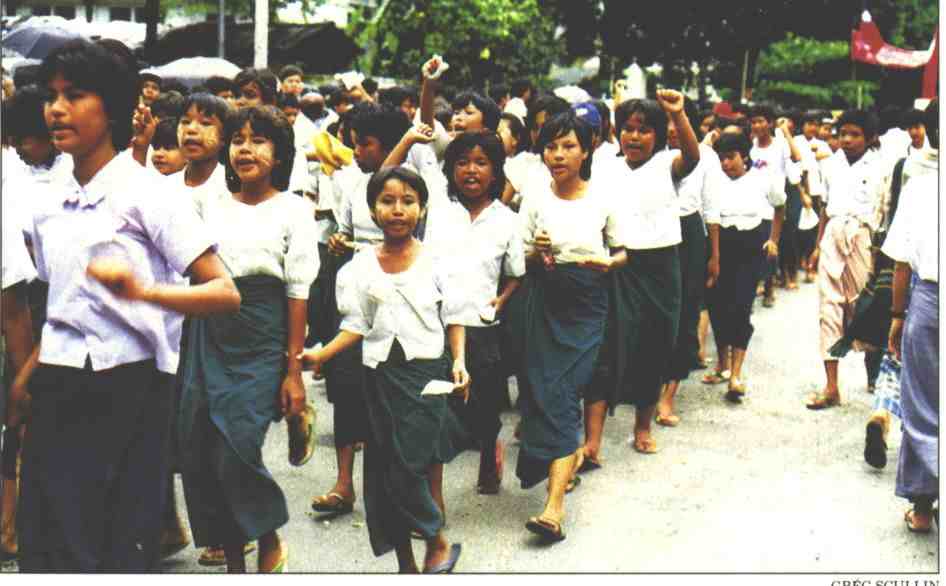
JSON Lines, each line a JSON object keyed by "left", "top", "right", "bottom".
{"left": 421, "top": 380, "right": 459, "bottom": 396}
{"left": 479, "top": 305, "right": 497, "bottom": 324}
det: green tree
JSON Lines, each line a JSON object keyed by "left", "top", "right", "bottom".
{"left": 349, "top": 0, "right": 560, "bottom": 88}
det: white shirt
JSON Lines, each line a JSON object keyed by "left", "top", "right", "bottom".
{"left": 794, "top": 135, "right": 831, "bottom": 197}
{"left": 193, "top": 190, "right": 320, "bottom": 299}
{"left": 519, "top": 180, "right": 624, "bottom": 264}
{"left": 337, "top": 245, "right": 467, "bottom": 369}
{"left": 437, "top": 199, "right": 526, "bottom": 327}
{"left": 708, "top": 168, "right": 787, "bottom": 231}
{"left": 675, "top": 143, "right": 720, "bottom": 221}
{"left": 1, "top": 192, "right": 36, "bottom": 290}
{"left": 882, "top": 173, "right": 937, "bottom": 282}
{"left": 605, "top": 149, "right": 682, "bottom": 250}
{"left": 751, "top": 134, "right": 801, "bottom": 186}
{"left": 591, "top": 141, "right": 621, "bottom": 180}
{"left": 822, "top": 148, "right": 889, "bottom": 231}
{"left": 293, "top": 113, "right": 319, "bottom": 152}
{"left": 505, "top": 151, "right": 549, "bottom": 207}
{"left": 289, "top": 145, "right": 312, "bottom": 194}
{"left": 173, "top": 163, "right": 229, "bottom": 206}
{"left": 879, "top": 128, "right": 912, "bottom": 171}
{"left": 5, "top": 152, "right": 74, "bottom": 237}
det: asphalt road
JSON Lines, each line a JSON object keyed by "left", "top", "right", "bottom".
{"left": 3, "top": 278, "right": 939, "bottom": 575}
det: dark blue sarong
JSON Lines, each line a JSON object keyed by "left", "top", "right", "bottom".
{"left": 178, "top": 275, "right": 290, "bottom": 546}
{"left": 505, "top": 265, "right": 608, "bottom": 488}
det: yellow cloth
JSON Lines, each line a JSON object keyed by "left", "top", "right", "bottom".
{"left": 312, "top": 131, "right": 353, "bottom": 176}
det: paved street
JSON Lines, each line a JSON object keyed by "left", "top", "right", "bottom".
{"left": 4, "top": 278, "right": 938, "bottom": 574}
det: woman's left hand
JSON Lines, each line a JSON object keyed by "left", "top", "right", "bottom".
{"left": 280, "top": 374, "right": 307, "bottom": 418}
{"left": 87, "top": 257, "right": 149, "bottom": 301}
{"left": 452, "top": 360, "right": 471, "bottom": 402}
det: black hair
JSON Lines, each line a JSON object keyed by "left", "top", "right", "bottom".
{"left": 151, "top": 91, "right": 186, "bottom": 120}
{"left": 279, "top": 64, "right": 304, "bottom": 81}
{"left": 924, "top": 99, "right": 938, "bottom": 149}
{"left": 451, "top": 91, "right": 501, "bottom": 132}
{"left": 39, "top": 39, "right": 137, "bottom": 151}
{"left": 12, "top": 64, "right": 40, "bottom": 89}
{"left": 901, "top": 108, "right": 926, "bottom": 128}
{"left": 800, "top": 110, "right": 822, "bottom": 127}
{"left": 278, "top": 92, "right": 300, "bottom": 109}
{"left": 180, "top": 92, "right": 230, "bottom": 124}
{"left": 499, "top": 112, "right": 530, "bottom": 154}
{"left": 443, "top": 131, "right": 507, "bottom": 201}
{"left": 747, "top": 103, "right": 776, "bottom": 124}
{"left": 351, "top": 104, "right": 410, "bottom": 152}
{"left": 731, "top": 102, "right": 749, "bottom": 116}
{"left": 335, "top": 102, "right": 367, "bottom": 148}
{"left": 511, "top": 79, "right": 534, "bottom": 100}
{"left": 139, "top": 72, "right": 162, "bottom": 88}
{"left": 234, "top": 68, "right": 277, "bottom": 105}
{"left": 591, "top": 99, "right": 612, "bottom": 141}
{"left": 5, "top": 84, "right": 52, "bottom": 140}
{"left": 489, "top": 83, "right": 510, "bottom": 104}
{"left": 379, "top": 85, "right": 418, "bottom": 110}
{"left": 366, "top": 166, "right": 429, "bottom": 210}
{"left": 836, "top": 109, "right": 880, "bottom": 142}
{"left": 878, "top": 105, "right": 903, "bottom": 133}
{"left": 95, "top": 38, "right": 139, "bottom": 72}
{"left": 614, "top": 98, "right": 669, "bottom": 153}
{"left": 362, "top": 77, "right": 378, "bottom": 96}
{"left": 205, "top": 75, "right": 236, "bottom": 96}
{"left": 161, "top": 79, "right": 189, "bottom": 96}
{"left": 434, "top": 104, "right": 453, "bottom": 130}
{"left": 151, "top": 117, "right": 180, "bottom": 150}
{"left": 535, "top": 112, "right": 595, "bottom": 180}
{"left": 714, "top": 132, "right": 752, "bottom": 168}
{"left": 526, "top": 94, "right": 569, "bottom": 136}
{"left": 222, "top": 105, "right": 296, "bottom": 193}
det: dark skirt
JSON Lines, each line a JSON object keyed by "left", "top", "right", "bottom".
{"left": 18, "top": 359, "right": 173, "bottom": 572}
{"left": 779, "top": 181, "right": 802, "bottom": 276}
{"left": 454, "top": 325, "right": 504, "bottom": 447}
{"left": 362, "top": 341, "right": 467, "bottom": 556}
{"left": 505, "top": 265, "right": 608, "bottom": 488}
{"left": 607, "top": 247, "right": 682, "bottom": 410}
{"left": 667, "top": 212, "right": 708, "bottom": 382}
{"left": 895, "top": 279, "right": 939, "bottom": 500}
{"left": 706, "top": 223, "right": 768, "bottom": 350}
{"left": 178, "top": 275, "right": 289, "bottom": 547}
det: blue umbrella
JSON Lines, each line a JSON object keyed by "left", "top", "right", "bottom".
{"left": 2, "top": 24, "right": 83, "bottom": 60}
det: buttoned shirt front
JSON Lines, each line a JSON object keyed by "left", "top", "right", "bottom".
{"left": 28, "top": 154, "right": 216, "bottom": 374}
{"left": 822, "top": 149, "right": 889, "bottom": 231}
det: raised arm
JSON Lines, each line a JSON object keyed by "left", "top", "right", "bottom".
{"left": 419, "top": 55, "right": 449, "bottom": 129}
{"left": 658, "top": 90, "right": 700, "bottom": 181}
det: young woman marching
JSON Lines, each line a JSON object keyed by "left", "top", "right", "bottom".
{"left": 440, "top": 131, "right": 525, "bottom": 493}
{"left": 581, "top": 90, "right": 698, "bottom": 462}
{"left": 655, "top": 97, "right": 721, "bottom": 426}
{"left": 507, "top": 112, "right": 627, "bottom": 540}
{"left": 177, "top": 105, "right": 319, "bottom": 573}
{"left": 705, "top": 133, "right": 785, "bottom": 400}
{"left": 13, "top": 40, "right": 240, "bottom": 571}
{"left": 300, "top": 167, "right": 469, "bottom": 573}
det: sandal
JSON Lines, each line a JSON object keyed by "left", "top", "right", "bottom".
{"left": 198, "top": 543, "right": 256, "bottom": 567}
{"left": 288, "top": 404, "right": 316, "bottom": 467}
{"left": 525, "top": 516, "right": 566, "bottom": 542}
{"left": 630, "top": 434, "right": 658, "bottom": 454}
{"left": 805, "top": 392, "right": 841, "bottom": 410}
{"left": 701, "top": 369, "right": 731, "bottom": 385}
{"left": 905, "top": 509, "right": 933, "bottom": 534}
{"left": 655, "top": 413, "right": 680, "bottom": 427}
{"left": 311, "top": 492, "right": 355, "bottom": 514}
{"left": 725, "top": 379, "right": 746, "bottom": 403}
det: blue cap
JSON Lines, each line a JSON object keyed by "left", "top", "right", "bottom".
{"left": 572, "top": 101, "right": 602, "bottom": 131}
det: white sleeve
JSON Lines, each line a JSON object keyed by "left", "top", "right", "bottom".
{"left": 700, "top": 148, "right": 723, "bottom": 225}
{"left": 881, "top": 186, "right": 916, "bottom": 263}
{"left": 1, "top": 197, "right": 37, "bottom": 290}
{"left": 767, "top": 174, "right": 787, "bottom": 208}
{"left": 503, "top": 217, "right": 527, "bottom": 278}
{"left": 336, "top": 259, "right": 370, "bottom": 335}
{"left": 284, "top": 198, "right": 321, "bottom": 299}
{"left": 336, "top": 180, "right": 354, "bottom": 236}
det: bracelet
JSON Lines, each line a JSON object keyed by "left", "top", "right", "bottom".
{"left": 890, "top": 310, "right": 906, "bottom": 319}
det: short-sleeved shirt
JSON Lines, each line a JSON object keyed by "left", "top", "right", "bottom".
{"left": 708, "top": 168, "right": 787, "bottom": 231}
{"left": 794, "top": 135, "right": 831, "bottom": 197}
{"left": 28, "top": 154, "right": 216, "bottom": 374}
{"left": 822, "top": 149, "right": 889, "bottom": 231}
{"left": 675, "top": 143, "right": 720, "bottom": 221}
{"left": 751, "top": 134, "right": 801, "bottom": 186}
{"left": 604, "top": 149, "right": 682, "bottom": 250}
{"left": 520, "top": 180, "right": 624, "bottom": 263}
{"left": 337, "top": 245, "right": 468, "bottom": 368}
{"left": 882, "top": 173, "right": 937, "bottom": 282}
{"left": 2, "top": 193, "right": 36, "bottom": 291}
{"left": 193, "top": 190, "right": 320, "bottom": 299}
{"left": 436, "top": 199, "right": 526, "bottom": 327}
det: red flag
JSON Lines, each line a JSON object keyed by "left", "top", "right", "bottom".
{"left": 851, "top": 11, "right": 935, "bottom": 70}
{"left": 921, "top": 30, "right": 938, "bottom": 99}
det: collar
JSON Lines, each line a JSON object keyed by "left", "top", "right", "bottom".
{"left": 61, "top": 152, "right": 128, "bottom": 208}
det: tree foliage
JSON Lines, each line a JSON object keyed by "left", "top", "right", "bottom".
{"left": 349, "top": 0, "right": 560, "bottom": 88}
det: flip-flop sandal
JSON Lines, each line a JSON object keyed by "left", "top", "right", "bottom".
{"left": 905, "top": 509, "right": 933, "bottom": 534}
{"left": 701, "top": 369, "right": 731, "bottom": 385}
{"left": 725, "top": 380, "right": 747, "bottom": 403}
{"left": 655, "top": 413, "right": 680, "bottom": 427}
{"left": 525, "top": 517, "right": 566, "bottom": 542}
{"left": 423, "top": 543, "right": 462, "bottom": 573}
{"left": 564, "top": 475, "right": 582, "bottom": 494}
{"left": 806, "top": 392, "right": 841, "bottom": 410}
{"left": 631, "top": 436, "right": 658, "bottom": 454}
{"left": 864, "top": 420, "right": 887, "bottom": 469}
{"left": 288, "top": 404, "right": 316, "bottom": 467}
{"left": 311, "top": 492, "right": 355, "bottom": 514}
{"left": 198, "top": 543, "right": 256, "bottom": 566}
{"left": 577, "top": 456, "right": 603, "bottom": 474}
